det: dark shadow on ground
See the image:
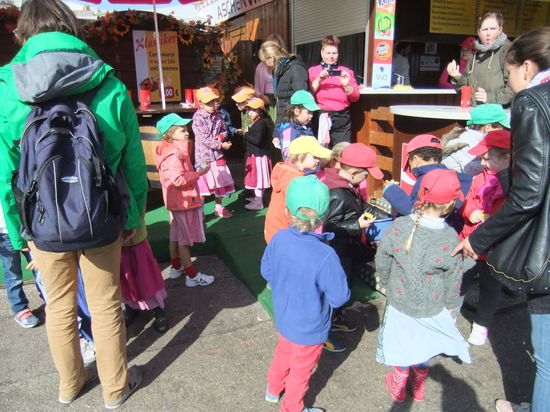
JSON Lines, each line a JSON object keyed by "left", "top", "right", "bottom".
{"left": 305, "top": 301, "right": 379, "bottom": 406}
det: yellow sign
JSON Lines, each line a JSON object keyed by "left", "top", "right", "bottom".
{"left": 132, "top": 30, "right": 182, "bottom": 103}
{"left": 430, "top": 0, "right": 550, "bottom": 36}
{"left": 430, "top": 0, "right": 477, "bottom": 35}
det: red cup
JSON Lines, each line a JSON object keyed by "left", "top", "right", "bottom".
{"left": 139, "top": 89, "right": 151, "bottom": 111}
{"left": 460, "top": 86, "right": 472, "bottom": 108}
{"left": 184, "top": 88, "right": 193, "bottom": 104}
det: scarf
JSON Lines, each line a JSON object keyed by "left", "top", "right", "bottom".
{"left": 474, "top": 32, "right": 508, "bottom": 53}
{"left": 320, "top": 61, "right": 339, "bottom": 70}
{"left": 528, "top": 68, "right": 550, "bottom": 88}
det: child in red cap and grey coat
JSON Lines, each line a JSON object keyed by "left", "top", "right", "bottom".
{"left": 376, "top": 168, "right": 470, "bottom": 403}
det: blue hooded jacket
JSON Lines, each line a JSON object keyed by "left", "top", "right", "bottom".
{"left": 261, "top": 227, "right": 350, "bottom": 345}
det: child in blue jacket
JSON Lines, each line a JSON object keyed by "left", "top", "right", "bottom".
{"left": 261, "top": 175, "right": 350, "bottom": 412}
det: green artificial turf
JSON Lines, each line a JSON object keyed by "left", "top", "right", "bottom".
{"left": 1, "top": 189, "right": 378, "bottom": 317}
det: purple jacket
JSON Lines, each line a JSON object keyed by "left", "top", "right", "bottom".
{"left": 192, "top": 108, "right": 227, "bottom": 167}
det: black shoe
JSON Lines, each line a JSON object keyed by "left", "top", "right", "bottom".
{"left": 152, "top": 308, "right": 169, "bottom": 333}
{"left": 124, "top": 306, "right": 139, "bottom": 326}
{"left": 331, "top": 313, "right": 357, "bottom": 333}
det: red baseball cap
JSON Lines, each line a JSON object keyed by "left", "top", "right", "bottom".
{"left": 340, "top": 143, "right": 384, "bottom": 180}
{"left": 406, "top": 134, "right": 442, "bottom": 154}
{"left": 417, "top": 169, "right": 464, "bottom": 205}
{"left": 468, "top": 129, "right": 511, "bottom": 156}
{"left": 460, "top": 36, "right": 476, "bottom": 50}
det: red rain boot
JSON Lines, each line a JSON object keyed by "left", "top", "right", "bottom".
{"left": 385, "top": 367, "right": 409, "bottom": 402}
{"left": 410, "top": 366, "right": 430, "bottom": 401}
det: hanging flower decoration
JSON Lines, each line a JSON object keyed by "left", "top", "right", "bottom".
{"left": 178, "top": 28, "right": 194, "bottom": 46}
{"left": 218, "top": 52, "right": 242, "bottom": 100}
{"left": 202, "top": 51, "right": 212, "bottom": 69}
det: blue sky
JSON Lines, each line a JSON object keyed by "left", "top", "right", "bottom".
{"left": 63, "top": 0, "right": 199, "bottom": 20}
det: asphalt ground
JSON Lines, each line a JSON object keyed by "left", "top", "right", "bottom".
{"left": 0, "top": 255, "right": 535, "bottom": 412}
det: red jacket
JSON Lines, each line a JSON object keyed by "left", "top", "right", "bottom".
{"left": 155, "top": 140, "right": 202, "bottom": 211}
{"left": 460, "top": 171, "right": 505, "bottom": 252}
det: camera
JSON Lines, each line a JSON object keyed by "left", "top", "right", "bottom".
{"left": 328, "top": 69, "right": 342, "bottom": 77}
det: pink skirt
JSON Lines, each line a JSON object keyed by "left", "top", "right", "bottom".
{"left": 120, "top": 239, "right": 167, "bottom": 310}
{"left": 244, "top": 155, "right": 272, "bottom": 190}
{"left": 197, "top": 159, "right": 235, "bottom": 197}
{"left": 170, "top": 208, "right": 206, "bottom": 246}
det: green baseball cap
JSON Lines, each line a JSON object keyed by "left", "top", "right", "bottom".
{"left": 467, "top": 104, "right": 510, "bottom": 129}
{"left": 286, "top": 175, "right": 329, "bottom": 221}
{"left": 290, "top": 90, "right": 320, "bottom": 111}
{"left": 156, "top": 113, "right": 192, "bottom": 136}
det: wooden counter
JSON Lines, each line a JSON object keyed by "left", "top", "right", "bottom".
{"left": 351, "top": 88, "right": 459, "bottom": 197}
{"left": 137, "top": 103, "right": 196, "bottom": 188}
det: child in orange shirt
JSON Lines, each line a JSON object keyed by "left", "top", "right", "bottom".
{"left": 264, "top": 136, "right": 331, "bottom": 243}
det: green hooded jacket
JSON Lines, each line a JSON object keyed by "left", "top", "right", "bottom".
{"left": 0, "top": 32, "right": 148, "bottom": 249}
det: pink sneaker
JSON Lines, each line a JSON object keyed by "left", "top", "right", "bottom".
{"left": 214, "top": 205, "right": 233, "bottom": 218}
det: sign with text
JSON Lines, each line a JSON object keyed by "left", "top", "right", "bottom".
{"left": 133, "top": 30, "right": 182, "bottom": 103}
{"left": 370, "top": 0, "right": 396, "bottom": 88}
{"left": 430, "top": 0, "right": 477, "bottom": 35}
{"left": 195, "top": 0, "right": 273, "bottom": 24}
{"left": 430, "top": 0, "right": 550, "bottom": 36}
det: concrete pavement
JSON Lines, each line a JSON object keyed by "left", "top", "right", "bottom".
{"left": 0, "top": 255, "right": 536, "bottom": 411}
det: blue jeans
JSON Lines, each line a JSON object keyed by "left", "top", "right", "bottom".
{"left": 531, "top": 313, "right": 550, "bottom": 412}
{"left": 0, "top": 233, "right": 28, "bottom": 314}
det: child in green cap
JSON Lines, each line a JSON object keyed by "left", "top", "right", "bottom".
{"left": 155, "top": 114, "right": 215, "bottom": 287}
{"left": 261, "top": 175, "right": 350, "bottom": 412}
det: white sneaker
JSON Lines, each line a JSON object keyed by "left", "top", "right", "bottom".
{"left": 468, "top": 323, "right": 488, "bottom": 345}
{"left": 80, "top": 338, "right": 96, "bottom": 366}
{"left": 185, "top": 272, "right": 215, "bottom": 287}
{"left": 169, "top": 267, "right": 184, "bottom": 279}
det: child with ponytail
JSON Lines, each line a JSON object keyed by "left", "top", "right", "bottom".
{"left": 375, "top": 168, "right": 470, "bottom": 403}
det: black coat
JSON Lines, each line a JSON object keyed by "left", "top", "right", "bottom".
{"left": 274, "top": 56, "right": 309, "bottom": 124}
{"left": 245, "top": 116, "right": 271, "bottom": 157}
{"left": 469, "top": 82, "right": 550, "bottom": 310}
{"left": 323, "top": 169, "right": 373, "bottom": 274}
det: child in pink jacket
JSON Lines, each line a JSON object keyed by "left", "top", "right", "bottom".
{"left": 155, "top": 114, "right": 215, "bottom": 287}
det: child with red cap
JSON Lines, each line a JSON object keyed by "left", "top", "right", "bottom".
{"left": 459, "top": 129, "right": 511, "bottom": 346}
{"left": 322, "top": 143, "right": 383, "bottom": 351}
{"left": 383, "top": 134, "right": 472, "bottom": 229}
{"left": 376, "top": 168, "right": 470, "bottom": 403}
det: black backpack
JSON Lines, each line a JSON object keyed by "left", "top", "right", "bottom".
{"left": 12, "top": 90, "right": 128, "bottom": 252}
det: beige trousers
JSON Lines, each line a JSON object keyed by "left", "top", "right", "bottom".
{"left": 32, "top": 239, "right": 128, "bottom": 402}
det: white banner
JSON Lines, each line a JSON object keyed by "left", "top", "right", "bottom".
{"left": 196, "top": 0, "right": 273, "bottom": 23}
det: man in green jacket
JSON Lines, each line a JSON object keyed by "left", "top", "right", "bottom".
{"left": 0, "top": 0, "right": 148, "bottom": 408}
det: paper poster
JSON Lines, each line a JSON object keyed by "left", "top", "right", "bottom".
{"left": 133, "top": 30, "right": 182, "bottom": 103}
{"left": 373, "top": 39, "right": 393, "bottom": 65}
{"left": 371, "top": 64, "right": 392, "bottom": 89}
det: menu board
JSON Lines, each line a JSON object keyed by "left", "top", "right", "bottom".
{"left": 132, "top": 30, "right": 182, "bottom": 103}
{"left": 430, "top": 0, "right": 550, "bottom": 36}
{"left": 430, "top": 0, "right": 477, "bottom": 35}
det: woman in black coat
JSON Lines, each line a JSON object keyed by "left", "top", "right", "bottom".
{"left": 258, "top": 41, "right": 309, "bottom": 127}
{"left": 454, "top": 27, "right": 550, "bottom": 412}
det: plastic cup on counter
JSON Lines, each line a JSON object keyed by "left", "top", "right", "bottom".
{"left": 139, "top": 89, "right": 151, "bottom": 111}
{"left": 185, "top": 88, "right": 194, "bottom": 104}
{"left": 460, "top": 86, "right": 472, "bottom": 108}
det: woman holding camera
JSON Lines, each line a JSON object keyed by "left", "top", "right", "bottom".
{"left": 308, "top": 35, "right": 360, "bottom": 146}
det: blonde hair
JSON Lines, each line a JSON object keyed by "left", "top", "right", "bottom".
{"left": 287, "top": 153, "right": 309, "bottom": 164}
{"left": 259, "top": 40, "right": 290, "bottom": 63}
{"left": 404, "top": 201, "right": 455, "bottom": 252}
{"left": 289, "top": 207, "right": 323, "bottom": 232}
{"left": 330, "top": 141, "right": 350, "bottom": 166}
{"left": 161, "top": 125, "right": 188, "bottom": 142}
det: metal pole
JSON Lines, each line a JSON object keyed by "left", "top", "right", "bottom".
{"left": 152, "top": 0, "right": 167, "bottom": 110}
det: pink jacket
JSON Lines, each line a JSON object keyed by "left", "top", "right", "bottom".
{"left": 155, "top": 140, "right": 202, "bottom": 211}
{"left": 308, "top": 64, "right": 360, "bottom": 111}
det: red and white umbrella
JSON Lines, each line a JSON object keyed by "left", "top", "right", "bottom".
{"left": 81, "top": 0, "right": 200, "bottom": 109}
